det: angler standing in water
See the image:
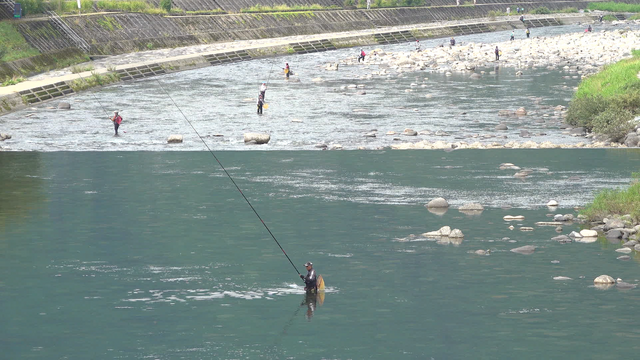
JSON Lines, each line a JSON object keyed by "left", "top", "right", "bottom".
{"left": 300, "top": 262, "right": 317, "bottom": 293}
{"left": 259, "top": 82, "right": 267, "bottom": 101}
{"left": 110, "top": 110, "right": 122, "bottom": 136}
{"left": 257, "top": 93, "right": 264, "bottom": 115}
{"left": 284, "top": 63, "right": 290, "bottom": 79}
{"left": 358, "top": 49, "right": 366, "bottom": 62}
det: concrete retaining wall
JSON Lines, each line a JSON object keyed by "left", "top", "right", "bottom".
{"left": 11, "top": 1, "right": 602, "bottom": 56}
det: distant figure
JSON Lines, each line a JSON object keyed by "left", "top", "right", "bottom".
{"left": 110, "top": 110, "right": 122, "bottom": 136}
{"left": 456, "top": 0, "right": 459, "bottom": 6}
{"left": 510, "top": 31, "right": 515, "bottom": 41}
{"left": 599, "top": 15, "right": 604, "bottom": 22}
{"left": 506, "top": 7, "right": 510, "bottom": 14}
{"left": 521, "top": 7, "right": 524, "bottom": 12}
{"left": 495, "top": 46, "right": 500, "bottom": 60}
{"left": 526, "top": 27, "right": 530, "bottom": 38}
{"left": 519, "top": 15, "right": 524, "bottom": 23}
{"left": 358, "top": 49, "right": 366, "bottom": 62}
{"left": 366, "top": 0, "right": 371, "bottom": 9}
{"left": 259, "top": 82, "right": 267, "bottom": 101}
{"left": 300, "top": 262, "right": 318, "bottom": 293}
{"left": 415, "top": 40, "right": 421, "bottom": 51}
{"left": 284, "top": 62, "right": 290, "bottom": 79}
{"left": 257, "top": 93, "right": 264, "bottom": 115}
{"left": 516, "top": 7, "right": 520, "bottom": 13}
{"left": 587, "top": 24, "right": 593, "bottom": 32}
{"left": 450, "top": 37, "right": 456, "bottom": 46}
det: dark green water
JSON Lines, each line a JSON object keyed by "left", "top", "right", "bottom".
{"left": 2, "top": 149, "right": 640, "bottom": 359}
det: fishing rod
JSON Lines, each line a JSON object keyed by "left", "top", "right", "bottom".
{"left": 77, "top": 70, "right": 126, "bottom": 133}
{"left": 153, "top": 78, "right": 301, "bottom": 276}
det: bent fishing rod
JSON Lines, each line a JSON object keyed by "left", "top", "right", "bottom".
{"left": 153, "top": 78, "right": 301, "bottom": 276}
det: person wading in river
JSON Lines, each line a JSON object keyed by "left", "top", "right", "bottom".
{"left": 110, "top": 111, "right": 122, "bottom": 136}
{"left": 284, "top": 63, "right": 290, "bottom": 79}
{"left": 257, "top": 93, "right": 264, "bottom": 115}
{"left": 495, "top": 46, "right": 500, "bottom": 61}
{"left": 300, "top": 262, "right": 317, "bottom": 293}
{"left": 259, "top": 82, "right": 267, "bottom": 101}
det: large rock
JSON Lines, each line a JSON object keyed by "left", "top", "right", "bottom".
{"left": 510, "top": 245, "right": 536, "bottom": 255}
{"left": 449, "top": 229, "right": 464, "bottom": 238}
{"left": 57, "top": 102, "right": 71, "bottom": 110}
{"left": 515, "top": 107, "right": 527, "bottom": 116}
{"left": 580, "top": 229, "right": 598, "bottom": 237}
{"left": 0, "top": 133, "right": 11, "bottom": 141}
{"left": 167, "top": 134, "right": 183, "bottom": 143}
{"left": 426, "top": 197, "right": 449, "bottom": 208}
{"left": 244, "top": 133, "right": 270, "bottom": 144}
{"left": 623, "top": 133, "right": 639, "bottom": 147}
{"left": 593, "top": 275, "right": 615, "bottom": 284}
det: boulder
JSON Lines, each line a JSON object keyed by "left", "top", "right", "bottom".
{"left": 510, "top": 245, "right": 536, "bottom": 255}
{"left": 604, "top": 218, "right": 625, "bottom": 231}
{"left": 167, "top": 134, "right": 183, "bottom": 143}
{"left": 403, "top": 129, "right": 418, "bottom": 136}
{"left": 57, "top": 102, "right": 71, "bottom": 110}
{"left": 0, "top": 133, "right": 11, "bottom": 141}
{"left": 449, "top": 229, "right": 464, "bottom": 238}
{"left": 469, "top": 73, "right": 482, "bottom": 79}
{"left": 547, "top": 200, "right": 559, "bottom": 207}
{"left": 515, "top": 107, "right": 527, "bottom": 116}
{"left": 606, "top": 229, "right": 624, "bottom": 240}
{"left": 459, "top": 203, "right": 484, "bottom": 211}
{"left": 244, "top": 133, "right": 270, "bottom": 144}
{"left": 580, "top": 229, "right": 598, "bottom": 237}
{"left": 426, "top": 197, "right": 449, "bottom": 208}
{"left": 593, "top": 275, "right": 615, "bottom": 284}
{"left": 623, "top": 133, "right": 639, "bottom": 147}
{"left": 495, "top": 124, "right": 508, "bottom": 131}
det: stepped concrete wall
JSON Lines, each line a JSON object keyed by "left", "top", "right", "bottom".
{"left": 11, "top": 1, "right": 607, "bottom": 56}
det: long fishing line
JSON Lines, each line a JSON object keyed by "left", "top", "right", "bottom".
{"left": 154, "top": 78, "right": 301, "bottom": 276}
{"left": 77, "top": 70, "right": 125, "bottom": 133}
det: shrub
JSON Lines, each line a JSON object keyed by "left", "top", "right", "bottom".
{"left": 344, "top": 0, "right": 355, "bottom": 6}
{"left": 21, "top": 0, "right": 45, "bottom": 15}
{"left": 0, "top": 45, "right": 6, "bottom": 62}
{"left": 591, "top": 107, "right": 635, "bottom": 141}
{"left": 565, "top": 95, "right": 608, "bottom": 129}
{"left": 530, "top": 7, "right": 551, "bottom": 14}
{"left": 160, "top": 0, "right": 171, "bottom": 12}
{"left": 581, "top": 180, "right": 640, "bottom": 223}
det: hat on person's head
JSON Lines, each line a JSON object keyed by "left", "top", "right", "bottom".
{"left": 304, "top": 262, "right": 312, "bottom": 267}
{"left": 113, "top": 110, "right": 118, "bottom": 114}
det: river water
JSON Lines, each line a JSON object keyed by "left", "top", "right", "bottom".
{"left": 3, "top": 23, "right": 640, "bottom": 359}
{"left": 2, "top": 149, "right": 640, "bottom": 359}
{"left": 3, "top": 23, "right": 639, "bottom": 152}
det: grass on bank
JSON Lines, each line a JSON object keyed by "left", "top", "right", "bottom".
{"left": 581, "top": 174, "right": 640, "bottom": 223}
{"left": 565, "top": 50, "right": 640, "bottom": 141}
{"left": 240, "top": 4, "right": 338, "bottom": 13}
{"left": 588, "top": 1, "right": 640, "bottom": 13}
{"left": 0, "top": 22, "right": 41, "bottom": 63}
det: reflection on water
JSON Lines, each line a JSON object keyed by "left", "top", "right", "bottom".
{"left": 0, "top": 153, "right": 44, "bottom": 236}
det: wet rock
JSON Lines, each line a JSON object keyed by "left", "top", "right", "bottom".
{"left": 593, "top": 275, "right": 615, "bottom": 284}
{"left": 459, "top": 203, "right": 484, "bottom": 211}
{"left": 616, "top": 278, "right": 637, "bottom": 289}
{"left": 556, "top": 226, "right": 563, "bottom": 233}
{"left": 403, "top": 129, "right": 418, "bottom": 136}
{"left": 570, "top": 127, "right": 586, "bottom": 135}
{"left": 314, "top": 143, "right": 328, "bottom": 149}
{"left": 552, "top": 235, "right": 571, "bottom": 243}
{"left": 579, "top": 229, "right": 598, "bottom": 237}
{"left": 469, "top": 73, "right": 482, "bottom": 79}
{"left": 606, "top": 229, "right": 624, "bottom": 240}
{"left": 615, "top": 247, "right": 632, "bottom": 254}
{"left": 604, "top": 218, "right": 625, "bottom": 231}
{"left": 357, "top": 90, "right": 367, "bottom": 95}
{"left": 617, "top": 255, "right": 631, "bottom": 261}
{"left": 547, "top": 200, "right": 559, "bottom": 207}
{"left": 511, "top": 245, "right": 536, "bottom": 255}
{"left": 449, "top": 229, "right": 464, "bottom": 238}
{"left": 634, "top": 243, "right": 640, "bottom": 252}
{"left": 167, "top": 134, "right": 183, "bottom": 143}
{"left": 423, "top": 225, "right": 451, "bottom": 237}
{"left": 244, "top": 133, "right": 270, "bottom": 144}
{"left": 520, "top": 227, "right": 534, "bottom": 231}
{"left": 503, "top": 215, "right": 524, "bottom": 221}
{"left": 569, "top": 231, "right": 582, "bottom": 238}
{"left": 519, "top": 130, "right": 531, "bottom": 138}
{"left": 426, "top": 197, "right": 449, "bottom": 208}
{"left": 515, "top": 107, "right": 527, "bottom": 116}
{"left": 553, "top": 276, "right": 572, "bottom": 280}
{"left": 495, "top": 124, "right": 508, "bottom": 131}
{"left": 0, "top": 133, "right": 11, "bottom": 141}
{"left": 57, "top": 102, "right": 71, "bottom": 110}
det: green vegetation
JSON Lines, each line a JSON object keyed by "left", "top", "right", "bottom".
{"left": 581, "top": 173, "right": 640, "bottom": 223}
{"left": 96, "top": 1, "right": 151, "bottom": 12}
{"left": 96, "top": 16, "right": 123, "bottom": 31}
{"left": 603, "top": 14, "right": 619, "bottom": 21}
{"left": 241, "top": 4, "right": 336, "bottom": 13}
{"left": 0, "top": 22, "right": 41, "bottom": 63}
{"left": 69, "top": 71, "right": 120, "bottom": 91}
{"left": 70, "top": 64, "right": 94, "bottom": 73}
{"left": 556, "top": 7, "right": 579, "bottom": 13}
{"left": 160, "top": 0, "right": 171, "bottom": 12}
{"left": 588, "top": 1, "right": 640, "bottom": 12}
{"left": 343, "top": 0, "right": 424, "bottom": 8}
{"left": 566, "top": 50, "right": 640, "bottom": 141}
{"left": 1, "top": 76, "right": 26, "bottom": 87}
{"left": 530, "top": 7, "right": 551, "bottom": 14}
{"left": 21, "top": 0, "right": 46, "bottom": 16}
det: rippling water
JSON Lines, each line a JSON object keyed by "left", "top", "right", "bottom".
{"left": 4, "top": 23, "right": 640, "bottom": 151}
{"left": 2, "top": 149, "right": 640, "bottom": 359}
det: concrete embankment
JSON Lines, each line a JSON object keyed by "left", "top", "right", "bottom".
{"left": 0, "top": 13, "right": 596, "bottom": 116}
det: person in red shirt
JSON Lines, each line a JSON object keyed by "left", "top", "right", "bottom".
{"left": 110, "top": 111, "right": 123, "bottom": 136}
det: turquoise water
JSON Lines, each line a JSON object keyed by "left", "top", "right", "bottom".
{"left": 2, "top": 149, "right": 640, "bottom": 359}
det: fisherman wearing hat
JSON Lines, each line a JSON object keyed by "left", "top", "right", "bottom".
{"left": 300, "top": 262, "right": 317, "bottom": 293}
{"left": 110, "top": 110, "right": 123, "bottom": 136}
